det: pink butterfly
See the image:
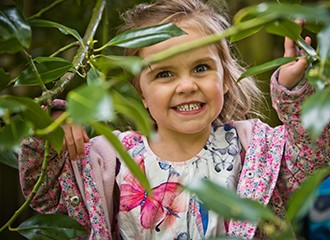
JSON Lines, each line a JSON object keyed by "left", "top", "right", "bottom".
{"left": 120, "top": 173, "right": 182, "bottom": 229}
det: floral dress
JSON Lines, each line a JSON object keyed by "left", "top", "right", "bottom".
{"left": 116, "top": 124, "right": 243, "bottom": 240}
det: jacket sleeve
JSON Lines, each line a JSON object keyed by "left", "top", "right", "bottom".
{"left": 271, "top": 74, "right": 330, "bottom": 202}
{"left": 18, "top": 137, "right": 69, "bottom": 214}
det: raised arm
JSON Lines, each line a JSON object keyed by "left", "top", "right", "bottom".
{"left": 271, "top": 26, "right": 329, "bottom": 200}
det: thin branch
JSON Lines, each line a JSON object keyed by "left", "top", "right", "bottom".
{"left": 28, "top": 0, "right": 65, "bottom": 19}
{"left": 0, "top": 141, "right": 50, "bottom": 233}
{"left": 36, "top": 0, "right": 106, "bottom": 104}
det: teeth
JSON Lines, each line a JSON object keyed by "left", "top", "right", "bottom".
{"left": 176, "top": 103, "right": 202, "bottom": 111}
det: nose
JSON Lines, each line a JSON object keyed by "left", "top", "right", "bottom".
{"left": 176, "top": 76, "right": 198, "bottom": 94}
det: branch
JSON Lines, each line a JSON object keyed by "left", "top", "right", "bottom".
{"left": 36, "top": 0, "right": 106, "bottom": 105}
{"left": 0, "top": 141, "right": 50, "bottom": 233}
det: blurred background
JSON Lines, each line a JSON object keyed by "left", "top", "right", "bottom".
{"left": 0, "top": 0, "right": 321, "bottom": 239}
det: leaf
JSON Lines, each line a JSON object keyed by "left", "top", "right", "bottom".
{"left": 0, "top": 68, "right": 11, "bottom": 91}
{"left": 0, "top": 118, "right": 31, "bottom": 151}
{"left": 301, "top": 87, "right": 330, "bottom": 139}
{"left": 277, "top": 0, "right": 301, "bottom": 4}
{"left": 297, "top": 37, "right": 317, "bottom": 58}
{"left": 0, "top": 6, "right": 31, "bottom": 53}
{"left": 317, "top": 24, "right": 330, "bottom": 62}
{"left": 90, "top": 122, "right": 152, "bottom": 194}
{"left": 287, "top": 167, "right": 330, "bottom": 224}
{"left": 1, "top": 95, "right": 64, "bottom": 153}
{"left": 15, "top": 57, "right": 73, "bottom": 86}
{"left": 102, "top": 23, "right": 187, "bottom": 49}
{"left": 17, "top": 214, "right": 88, "bottom": 240}
{"left": 112, "top": 90, "right": 153, "bottom": 137}
{"left": 0, "top": 149, "right": 19, "bottom": 169}
{"left": 238, "top": 57, "right": 297, "bottom": 81}
{"left": 0, "top": 95, "right": 26, "bottom": 117}
{"left": 67, "top": 84, "right": 113, "bottom": 123}
{"left": 91, "top": 55, "right": 145, "bottom": 76}
{"left": 186, "top": 178, "right": 276, "bottom": 222}
{"left": 234, "top": 3, "right": 330, "bottom": 25}
{"left": 230, "top": 25, "right": 263, "bottom": 43}
{"left": 265, "top": 20, "right": 301, "bottom": 40}
{"left": 28, "top": 18, "right": 83, "bottom": 43}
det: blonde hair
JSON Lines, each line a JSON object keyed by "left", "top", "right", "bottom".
{"left": 119, "top": 0, "right": 262, "bottom": 123}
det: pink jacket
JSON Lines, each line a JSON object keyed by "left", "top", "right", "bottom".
{"left": 19, "top": 77, "right": 329, "bottom": 239}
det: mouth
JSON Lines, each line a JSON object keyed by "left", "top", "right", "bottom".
{"left": 174, "top": 102, "right": 203, "bottom": 112}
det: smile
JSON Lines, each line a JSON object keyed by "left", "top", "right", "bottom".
{"left": 175, "top": 103, "right": 202, "bottom": 111}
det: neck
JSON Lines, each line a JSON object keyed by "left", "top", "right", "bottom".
{"left": 149, "top": 127, "right": 211, "bottom": 162}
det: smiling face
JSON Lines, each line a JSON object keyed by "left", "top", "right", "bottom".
{"left": 138, "top": 26, "right": 228, "bottom": 140}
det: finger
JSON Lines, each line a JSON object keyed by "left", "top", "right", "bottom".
{"left": 283, "top": 37, "right": 298, "bottom": 58}
{"left": 82, "top": 129, "right": 90, "bottom": 143}
{"left": 63, "top": 124, "right": 78, "bottom": 160}
{"left": 71, "top": 125, "right": 87, "bottom": 158}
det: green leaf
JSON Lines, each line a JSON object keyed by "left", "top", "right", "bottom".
{"left": 297, "top": 37, "right": 317, "bottom": 58}
{"left": 91, "top": 55, "right": 145, "bottom": 76}
{"left": 67, "top": 84, "right": 113, "bottom": 123}
{"left": 0, "top": 118, "right": 31, "bottom": 151}
{"left": 317, "top": 24, "right": 330, "bottom": 62}
{"left": 234, "top": 3, "right": 330, "bottom": 25}
{"left": 265, "top": 20, "right": 301, "bottom": 40}
{"left": 186, "top": 178, "right": 276, "bottom": 222}
{"left": 0, "top": 149, "right": 19, "bottom": 169}
{"left": 1, "top": 95, "right": 64, "bottom": 153}
{"left": 0, "top": 7, "right": 31, "bottom": 53}
{"left": 277, "top": 0, "right": 301, "bottom": 4}
{"left": 238, "top": 57, "right": 297, "bottom": 81}
{"left": 0, "top": 95, "right": 26, "bottom": 117}
{"left": 306, "top": 65, "right": 327, "bottom": 91}
{"left": 230, "top": 25, "right": 263, "bottom": 43}
{"left": 287, "top": 167, "right": 330, "bottom": 224}
{"left": 112, "top": 90, "right": 153, "bottom": 137}
{"left": 17, "top": 214, "right": 88, "bottom": 240}
{"left": 102, "top": 23, "right": 187, "bottom": 49}
{"left": 0, "top": 68, "right": 11, "bottom": 91}
{"left": 90, "top": 122, "right": 152, "bottom": 194}
{"left": 28, "top": 18, "right": 83, "bottom": 43}
{"left": 15, "top": 57, "right": 73, "bottom": 86}
{"left": 301, "top": 87, "right": 330, "bottom": 139}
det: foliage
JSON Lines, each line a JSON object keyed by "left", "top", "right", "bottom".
{"left": 0, "top": 0, "right": 329, "bottom": 239}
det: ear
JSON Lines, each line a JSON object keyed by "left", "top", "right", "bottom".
{"left": 223, "top": 83, "right": 229, "bottom": 94}
{"left": 141, "top": 95, "right": 148, "bottom": 108}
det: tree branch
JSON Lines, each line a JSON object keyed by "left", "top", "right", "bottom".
{"left": 36, "top": 0, "right": 106, "bottom": 105}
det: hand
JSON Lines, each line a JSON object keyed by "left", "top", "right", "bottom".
{"left": 52, "top": 111, "right": 90, "bottom": 160}
{"left": 278, "top": 20, "right": 312, "bottom": 90}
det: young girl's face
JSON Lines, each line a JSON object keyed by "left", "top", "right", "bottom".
{"left": 138, "top": 25, "right": 228, "bottom": 138}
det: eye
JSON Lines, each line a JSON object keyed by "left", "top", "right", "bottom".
{"left": 156, "top": 71, "right": 173, "bottom": 79}
{"left": 194, "top": 64, "right": 209, "bottom": 73}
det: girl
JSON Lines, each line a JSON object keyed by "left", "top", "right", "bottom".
{"left": 19, "top": 0, "right": 329, "bottom": 239}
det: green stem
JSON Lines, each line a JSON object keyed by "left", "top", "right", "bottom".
{"left": 28, "top": 0, "right": 65, "bottom": 19}
{"left": 36, "top": 0, "right": 107, "bottom": 104}
{"left": 22, "top": 49, "right": 48, "bottom": 92}
{"left": 0, "top": 141, "right": 50, "bottom": 233}
{"left": 50, "top": 41, "right": 80, "bottom": 57}
{"left": 35, "top": 112, "right": 69, "bottom": 135}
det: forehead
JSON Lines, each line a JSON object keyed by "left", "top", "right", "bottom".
{"left": 139, "top": 26, "right": 215, "bottom": 59}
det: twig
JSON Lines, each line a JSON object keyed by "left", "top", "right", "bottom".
{"left": 36, "top": 0, "right": 106, "bottom": 105}
{"left": 0, "top": 141, "right": 50, "bottom": 233}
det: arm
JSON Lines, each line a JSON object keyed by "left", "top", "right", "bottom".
{"left": 271, "top": 31, "right": 330, "bottom": 200}
{"left": 19, "top": 137, "right": 68, "bottom": 214}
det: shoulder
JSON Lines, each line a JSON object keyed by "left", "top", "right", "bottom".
{"left": 228, "top": 120, "right": 254, "bottom": 151}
